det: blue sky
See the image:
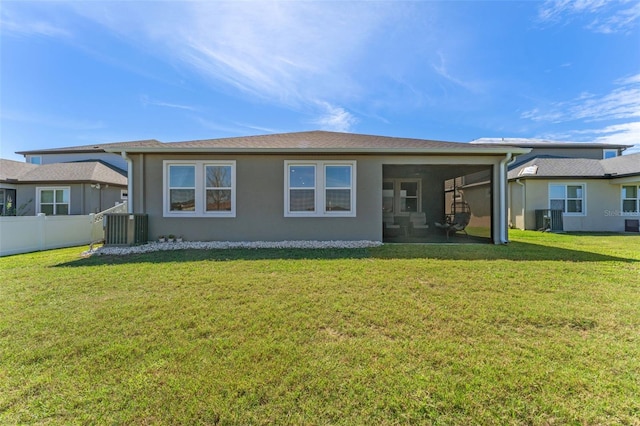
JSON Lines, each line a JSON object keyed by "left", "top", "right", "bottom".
{"left": 1, "top": 0, "right": 639, "bottom": 161}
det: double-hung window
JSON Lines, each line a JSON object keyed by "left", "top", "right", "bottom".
{"left": 549, "top": 184, "right": 585, "bottom": 215}
{"left": 164, "top": 161, "right": 236, "bottom": 217}
{"left": 285, "top": 161, "right": 356, "bottom": 217}
{"left": 37, "top": 187, "right": 70, "bottom": 215}
{"left": 622, "top": 185, "right": 639, "bottom": 214}
{"left": 205, "top": 164, "right": 233, "bottom": 212}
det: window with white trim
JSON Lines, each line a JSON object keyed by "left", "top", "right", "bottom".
{"left": 285, "top": 161, "right": 356, "bottom": 217}
{"left": 37, "top": 187, "right": 70, "bottom": 215}
{"left": 29, "top": 155, "right": 42, "bottom": 165}
{"left": 603, "top": 149, "right": 618, "bottom": 159}
{"left": 622, "top": 185, "right": 639, "bottom": 213}
{"left": 549, "top": 184, "right": 585, "bottom": 215}
{"left": 163, "top": 161, "right": 236, "bottom": 217}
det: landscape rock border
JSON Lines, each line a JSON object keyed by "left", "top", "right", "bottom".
{"left": 91, "top": 240, "right": 383, "bottom": 256}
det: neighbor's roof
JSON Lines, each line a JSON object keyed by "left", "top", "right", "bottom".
{"left": 100, "top": 131, "right": 530, "bottom": 155}
{"left": 509, "top": 153, "right": 640, "bottom": 180}
{"left": 16, "top": 139, "right": 163, "bottom": 155}
{"left": 471, "top": 137, "right": 633, "bottom": 149}
{"left": 0, "top": 159, "right": 127, "bottom": 186}
{"left": 0, "top": 159, "right": 39, "bottom": 181}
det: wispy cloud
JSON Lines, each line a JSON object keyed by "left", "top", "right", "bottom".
{"left": 524, "top": 73, "right": 640, "bottom": 146}
{"left": 67, "top": 2, "right": 397, "bottom": 108}
{"left": 0, "top": 5, "right": 72, "bottom": 39}
{"left": 538, "top": 121, "right": 640, "bottom": 147}
{"left": 140, "top": 95, "right": 197, "bottom": 111}
{"left": 432, "top": 51, "right": 479, "bottom": 93}
{"left": 312, "top": 102, "right": 358, "bottom": 133}
{"left": 537, "top": 0, "right": 640, "bottom": 33}
{"left": 522, "top": 73, "right": 640, "bottom": 123}
{"left": 0, "top": 109, "right": 104, "bottom": 130}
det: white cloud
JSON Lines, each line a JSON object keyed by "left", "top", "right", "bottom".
{"left": 0, "top": 109, "right": 104, "bottom": 130}
{"left": 537, "top": 0, "right": 640, "bottom": 33}
{"left": 0, "top": 7, "right": 72, "bottom": 38}
{"left": 590, "top": 122, "right": 640, "bottom": 146}
{"left": 522, "top": 73, "right": 640, "bottom": 123}
{"left": 312, "top": 102, "right": 358, "bottom": 132}
{"left": 66, "top": 2, "right": 396, "bottom": 108}
{"left": 140, "top": 95, "right": 196, "bottom": 111}
{"left": 523, "top": 74, "right": 640, "bottom": 146}
{"left": 431, "top": 51, "right": 480, "bottom": 93}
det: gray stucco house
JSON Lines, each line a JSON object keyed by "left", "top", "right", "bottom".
{"left": 0, "top": 159, "right": 127, "bottom": 216}
{"left": 470, "top": 139, "right": 639, "bottom": 233}
{"left": 507, "top": 154, "right": 640, "bottom": 232}
{"left": 100, "top": 131, "right": 529, "bottom": 244}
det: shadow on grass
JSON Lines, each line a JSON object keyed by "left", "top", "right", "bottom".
{"left": 55, "top": 239, "right": 638, "bottom": 267}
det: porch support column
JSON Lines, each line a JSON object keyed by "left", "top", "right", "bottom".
{"left": 498, "top": 153, "right": 512, "bottom": 244}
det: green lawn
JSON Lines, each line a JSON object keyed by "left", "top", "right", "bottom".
{"left": 1, "top": 231, "right": 639, "bottom": 425}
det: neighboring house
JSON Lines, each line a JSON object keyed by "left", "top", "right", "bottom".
{"left": 16, "top": 139, "right": 163, "bottom": 171}
{"left": 508, "top": 154, "right": 640, "bottom": 232}
{"left": 99, "top": 130, "right": 529, "bottom": 244}
{"left": 0, "top": 159, "right": 128, "bottom": 216}
{"left": 471, "top": 138, "right": 630, "bottom": 162}
{"left": 469, "top": 138, "right": 639, "bottom": 232}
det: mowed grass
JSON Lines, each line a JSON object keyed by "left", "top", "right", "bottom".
{"left": 1, "top": 231, "right": 639, "bottom": 425}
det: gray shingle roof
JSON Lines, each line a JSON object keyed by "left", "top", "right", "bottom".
{"left": 16, "top": 139, "right": 163, "bottom": 155}
{"left": 471, "top": 137, "right": 633, "bottom": 149}
{"left": 601, "top": 153, "right": 640, "bottom": 176}
{"left": 0, "top": 159, "right": 127, "bottom": 186}
{"left": 0, "top": 159, "right": 39, "bottom": 181}
{"left": 101, "top": 130, "right": 530, "bottom": 154}
{"left": 509, "top": 153, "right": 640, "bottom": 179}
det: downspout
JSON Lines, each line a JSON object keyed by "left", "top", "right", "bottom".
{"left": 121, "top": 151, "right": 133, "bottom": 214}
{"left": 498, "top": 153, "right": 513, "bottom": 244}
{"left": 515, "top": 178, "right": 525, "bottom": 230}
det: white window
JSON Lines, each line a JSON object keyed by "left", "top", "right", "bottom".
{"left": 29, "top": 155, "right": 42, "bottom": 165}
{"left": 37, "top": 187, "right": 70, "bottom": 215}
{"left": 549, "top": 183, "right": 585, "bottom": 215}
{"left": 120, "top": 190, "right": 128, "bottom": 200}
{"left": 285, "top": 161, "right": 356, "bottom": 217}
{"left": 163, "top": 161, "right": 236, "bottom": 217}
{"left": 603, "top": 149, "right": 618, "bottom": 159}
{"left": 382, "top": 179, "right": 422, "bottom": 215}
{"left": 622, "top": 185, "right": 639, "bottom": 214}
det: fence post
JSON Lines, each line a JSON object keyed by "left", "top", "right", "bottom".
{"left": 37, "top": 213, "right": 46, "bottom": 251}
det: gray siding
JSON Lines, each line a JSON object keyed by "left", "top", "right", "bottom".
{"left": 13, "top": 183, "right": 125, "bottom": 216}
{"left": 510, "top": 179, "right": 640, "bottom": 232}
{"left": 513, "top": 147, "right": 615, "bottom": 164}
{"left": 139, "top": 154, "right": 381, "bottom": 241}
{"left": 35, "top": 153, "right": 128, "bottom": 171}
{"left": 133, "top": 153, "right": 507, "bottom": 242}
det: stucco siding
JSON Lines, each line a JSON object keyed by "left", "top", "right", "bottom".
{"left": 134, "top": 153, "right": 507, "bottom": 242}
{"left": 11, "top": 183, "right": 125, "bottom": 216}
{"left": 516, "top": 179, "right": 637, "bottom": 232}
{"left": 508, "top": 181, "right": 525, "bottom": 229}
{"left": 37, "top": 153, "right": 127, "bottom": 171}
{"left": 139, "top": 154, "right": 381, "bottom": 242}
{"left": 513, "top": 147, "right": 610, "bottom": 164}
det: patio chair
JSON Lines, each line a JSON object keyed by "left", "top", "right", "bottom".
{"left": 435, "top": 201, "right": 471, "bottom": 240}
{"left": 383, "top": 213, "right": 402, "bottom": 238}
{"left": 409, "top": 212, "right": 429, "bottom": 236}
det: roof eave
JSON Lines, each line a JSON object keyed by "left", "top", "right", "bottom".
{"left": 15, "top": 149, "right": 106, "bottom": 155}
{"left": 105, "top": 147, "right": 532, "bottom": 155}
{"left": 15, "top": 179, "right": 127, "bottom": 185}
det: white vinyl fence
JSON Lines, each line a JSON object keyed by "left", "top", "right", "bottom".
{"left": 0, "top": 214, "right": 97, "bottom": 257}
